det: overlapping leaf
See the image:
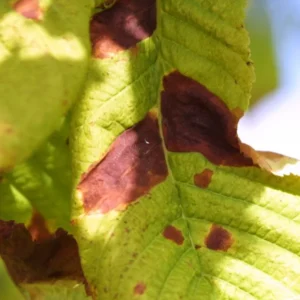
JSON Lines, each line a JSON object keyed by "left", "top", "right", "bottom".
{"left": 70, "top": 0, "right": 300, "bottom": 299}
{"left": 0, "top": 117, "right": 72, "bottom": 230}
{"left": 0, "top": 0, "right": 93, "bottom": 170}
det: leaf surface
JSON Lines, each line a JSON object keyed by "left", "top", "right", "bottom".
{"left": 0, "top": 0, "right": 92, "bottom": 170}
{"left": 70, "top": 0, "right": 300, "bottom": 299}
{"left": 1, "top": 0, "right": 300, "bottom": 299}
{"left": 0, "top": 118, "right": 72, "bottom": 230}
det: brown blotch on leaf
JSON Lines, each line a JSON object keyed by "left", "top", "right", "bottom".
{"left": 134, "top": 282, "right": 146, "bottom": 295}
{"left": 77, "top": 114, "right": 168, "bottom": 214}
{"left": 13, "top": 0, "right": 42, "bottom": 20}
{"left": 161, "top": 71, "right": 254, "bottom": 166}
{"left": 90, "top": 0, "right": 156, "bottom": 58}
{"left": 195, "top": 244, "right": 201, "bottom": 250}
{"left": 163, "top": 225, "right": 184, "bottom": 245}
{"left": 194, "top": 168, "right": 214, "bottom": 188}
{"left": 205, "top": 224, "right": 234, "bottom": 251}
{"left": 0, "top": 219, "right": 87, "bottom": 290}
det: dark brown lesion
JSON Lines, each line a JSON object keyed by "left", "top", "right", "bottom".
{"left": 90, "top": 0, "right": 156, "bottom": 58}
{"left": 77, "top": 114, "right": 168, "bottom": 214}
{"left": 194, "top": 169, "right": 214, "bottom": 188}
{"left": 205, "top": 224, "right": 234, "bottom": 251}
{"left": 0, "top": 218, "right": 87, "bottom": 289}
{"left": 161, "top": 71, "right": 254, "bottom": 167}
{"left": 13, "top": 0, "right": 42, "bottom": 20}
{"left": 163, "top": 225, "right": 184, "bottom": 245}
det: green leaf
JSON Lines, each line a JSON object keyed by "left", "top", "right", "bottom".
{"left": 0, "top": 117, "right": 72, "bottom": 231}
{"left": 0, "top": 0, "right": 93, "bottom": 170}
{"left": 69, "top": 0, "right": 300, "bottom": 299}
{"left": 1, "top": 0, "right": 300, "bottom": 299}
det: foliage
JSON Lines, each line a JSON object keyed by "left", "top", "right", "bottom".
{"left": 1, "top": 0, "right": 300, "bottom": 299}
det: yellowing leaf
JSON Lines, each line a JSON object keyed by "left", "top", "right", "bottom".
{"left": 1, "top": 1, "right": 300, "bottom": 299}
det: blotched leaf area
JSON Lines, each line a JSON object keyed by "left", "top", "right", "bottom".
{"left": 1, "top": 0, "right": 300, "bottom": 299}
{"left": 71, "top": 0, "right": 300, "bottom": 299}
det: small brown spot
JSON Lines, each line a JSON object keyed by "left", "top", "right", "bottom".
{"left": 78, "top": 114, "right": 168, "bottom": 214}
{"left": 161, "top": 71, "right": 254, "bottom": 166}
{"left": 90, "top": 0, "right": 156, "bottom": 58}
{"left": 195, "top": 245, "right": 201, "bottom": 250}
{"left": 246, "top": 61, "right": 253, "bottom": 66}
{"left": 13, "top": 0, "right": 42, "bottom": 20}
{"left": 163, "top": 225, "right": 184, "bottom": 245}
{"left": 70, "top": 219, "right": 78, "bottom": 226}
{"left": 205, "top": 224, "right": 234, "bottom": 251}
{"left": 194, "top": 169, "right": 213, "bottom": 188}
{"left": 134, "top": 282, "right": 146, "bottom": 295}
